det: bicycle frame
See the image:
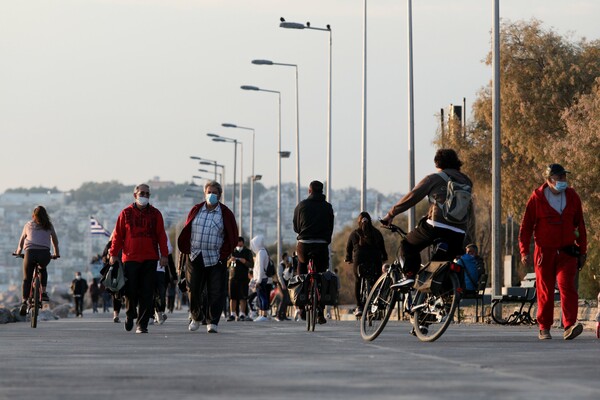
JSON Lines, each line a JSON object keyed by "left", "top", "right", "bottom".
{"left": 305, "top": 260, "right": 321, "bottom": 332}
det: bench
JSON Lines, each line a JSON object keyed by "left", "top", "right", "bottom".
{"left": 457, "top": 272, "right": 488, "bottom": 323}
{"left": 491, "top": 273, "right": 537, "bottom": 325}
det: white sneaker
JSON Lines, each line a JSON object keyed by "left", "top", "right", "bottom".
{"left": 254, "top": 315, "right": 269, "bottom": 322}
{"left": 207, "top": 324, "right": 218, "bottom": 333}
{"left": 188, "top": 320, "right": 200, "bottom": 331}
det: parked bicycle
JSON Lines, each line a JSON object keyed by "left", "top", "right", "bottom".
{"left": 13, "top": 253, "right": 57, "bottom": 328}
{"left": 360, "top": 223, "right": 462, "bottom": 342}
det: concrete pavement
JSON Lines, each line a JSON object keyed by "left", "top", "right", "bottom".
{"left": 1, "top": 310, "right": 599, "bottom": 400}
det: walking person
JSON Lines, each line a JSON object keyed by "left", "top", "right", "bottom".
{"left": 251, "top": 235, "right": 272, "bottom": 322}
{"left": 101, "top": 237, "right": 124, "bottom": 323}
{"left": 109, "top": 184, "right": 169, "bottom": 334}
{"left": 227, "top": 236, "right": 254, "bottom": 321}
{"left": 519, "top": 163, "right": 587, "bottom": 340}
{"left": 293, "top": 180, "right": 335, "bottom": 324}
{"left": 15, "top": 205, "right": 60, "bottom": 315}
{"left": 71, "top": 272, "right": 88, "bottom": 317}
{"left": 152, "top": 233, "right": 176, "bottom": 325}
{"left": 177, "top": 180, "right": 238, "bottom": 334}
{"left": 274, "top": 252, "right": 294, "bottom": 321}
{"left": 345, "top": 212, "right": 388, "bottom": 317}
{"left": 89, "top": 277, "right": 101, "bottom": 313}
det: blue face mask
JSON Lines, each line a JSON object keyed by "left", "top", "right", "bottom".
{"left": 206, "top": 193, "right": 218, "bottom": 205}
{"left": 554, "top": 181, "right": 568, "bottom": 192}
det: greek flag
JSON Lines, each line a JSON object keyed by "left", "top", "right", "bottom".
{"left": 90, "top": 217, "right": 110, "bottom": 237}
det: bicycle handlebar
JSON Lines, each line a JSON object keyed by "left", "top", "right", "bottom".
{"left": 12, "top": 253, "right": 59, "bottom": 260}
{"left": 378, "top": 221, "right": 408, "bottom": 237}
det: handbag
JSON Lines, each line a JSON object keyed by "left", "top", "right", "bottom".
{"left": 101, "top": 263, "right": 126, "bottom": 293}
{"left": 287, "top": 274, "right": 308, "bottom": 306}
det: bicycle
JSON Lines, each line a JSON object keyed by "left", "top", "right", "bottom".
{"left": 360, "top": 223, "right": 462, "bottom": 342}
{"left": 355, "top": 264, "right": 378, "bottom": 319}
{"left": 13, "top": 253, "right": 57, "bottom": 328}
{"left": 305, "top": 259, "right": 321, "bottom": 332}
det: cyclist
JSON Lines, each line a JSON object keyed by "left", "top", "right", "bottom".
{"left": 380, "top": 149, "right": 474, "bottom": 289}
{"left": 15, "top": 205, "right": 60, "bottom": 315}
{"left": 345, "top": 211, "right": 388, "bottom": 317}
{"left": 293, "top": 180, "right": 334, "bottom": 324}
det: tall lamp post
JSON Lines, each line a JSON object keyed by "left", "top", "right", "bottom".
{"left": 198, "top": 168, "right": 222, "bottom": 182}
{"left": 208, "top": 133, "right": 243, "bottom": 235}
{"left": 406, "top": 0, "right": 416, "bottom": 231}
{"left": 190, "top": 156, "right": 226, "bottom": 202}
{"left": 222, "top": 123, "right": 256, "bottom": 238}
{"left": 241, "top": 85, "right": 283, "bottom": 264}
{"left": 252, "top": 59, "right": 301, "bottom": 205}
{"left": 279, "top": 18, "right": 332, "bottom": 203}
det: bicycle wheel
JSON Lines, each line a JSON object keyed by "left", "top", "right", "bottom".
{"left": 412, "top": 272, "right": 460, "bottom": 342}
{"left": 360, "top": 272, "right": 399, "bottom": 341}
{"left": 31, "top": 276, "right": 40, "bottom": 328}
{"left": 309, "top": 281, "right": 317, "bottom": 332}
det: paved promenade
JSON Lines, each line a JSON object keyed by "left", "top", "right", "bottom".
{"left": 1, "top": 310, "right": 599, "bottom": 400}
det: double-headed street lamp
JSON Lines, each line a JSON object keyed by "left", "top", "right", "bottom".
{"left": 190, "top": 156, "right": 226, "bottom": 202}
{"left": 280, "top": 18, "right": 332, "bottom": 203}
{"left": 208, "top": 133, "right": 243, "bottom": 235}
{"left": 198, "top": 168, "right": 222, "bottom": 182}
{"left": 252, "top": 59, "right": 301, "bottom": 205}
{"left": 241, "top": 85, "right": 283, "bottom": 264}
{"left": 222, "top": 123, "right": 257, "bottom": 239}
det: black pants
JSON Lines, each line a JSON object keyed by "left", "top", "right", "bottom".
{"left": 74, "top": 295, "right": 84, "bottom": 316}
{"left": 276, "top": 284, "right": 291, "bottom": 318}
{"left": 154, "top": 271, "right": 166, "bottom": 314}
{"left": 401, "top": 219, "right": 465, "bottom": 276}
{"left": 123, "top": 260, "right": 157, "bottom": 329}
{"left": 186, "top": 256, "right": 227, "bottom": 325}
{"left": 296, "top": 242, "right": 329, "bottom": 275}
{"left": 22, "top": 249, "right": 51, "bottom": 299}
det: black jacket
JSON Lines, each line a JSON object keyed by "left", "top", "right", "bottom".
{"left": 293, "top": 193, "right": 334, "bottom": 243}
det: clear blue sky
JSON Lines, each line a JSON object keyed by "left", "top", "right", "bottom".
{"left": 1, "top": 0, "right": 599, "bottom": 196}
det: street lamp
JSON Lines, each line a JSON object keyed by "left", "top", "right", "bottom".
{"left": 222, "top": 123, "right": 257, "bottom": 238}
{"left": 280, "top": 17, "right": 332, "bottom": 204}
{"left": 241, "top": 85, "right": 283, "bottom": 264}
{"left": 191, "top": 156, "right": 226, "bottom": 202}
{"left": 252, "top": 59, "right": 301, "bottom": 205}
{"left": 208, "top": 133, "right": 243, "bottom": 235}
{"left": 198, "top": 168, "right": 222, "bottom": 182}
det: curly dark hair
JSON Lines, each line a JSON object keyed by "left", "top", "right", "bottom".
{"left": 434, "top": 148, "right": 462, "bottom": 170}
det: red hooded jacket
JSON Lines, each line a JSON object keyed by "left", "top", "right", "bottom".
{"left": 110, "top": 204, "right": 168, "bottom": 263}
{"left": 519, "top": 183, "right": 587, "bottom": 256}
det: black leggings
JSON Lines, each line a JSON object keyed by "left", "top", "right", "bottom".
{"left": 22, "top": 249, "right": 51, "bottom": 299}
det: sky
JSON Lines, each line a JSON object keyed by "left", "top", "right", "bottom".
{"left": 1, "top": 0, "right": 600, "bottom": 197}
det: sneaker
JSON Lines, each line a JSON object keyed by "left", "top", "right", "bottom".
{"left": 160, "top": 313, "right": 167, "bottom": 324}
{"left": 353, "top": 307, "right": 363, "bottom": 317}
{"left": 41, "top": 292, "right": 50, "bottom": 302}
{"left": 390, "top": 278, "right": 415, "bottom": 291}
{"left": 189, "top": 320, "right": 200, "bottom": 331}
{"left": 207, "top": 324, "right": 218, "bottom": 333}
{"left": 317, "top": 316, "right": 327, "bottom": 325}
{"left": 227, "top": 315, "right": 236, "bottom": 322}
{"left": 135, "top": 327, "right": 148, "bottom": 334}
{"left": 538, "top": 329, "right": 552, "bottom": 340}
{"left": 124, "top": 317, "right": 134, "bottom": 332}
{"left": 274, "top": 316, "right": 282, "bottom": 322}
{"left": 564, "top": 323, "right": 583, "bottom": 340}
{"left": 113, "top": 316, "right": 120, "bottom": 323}
{"left": 19, "top": 301, "right": 28, "bottom": 316}
{"left": 254, "top": 315, "right": 269, "bottom": 322}
{"left": 237, "top": 314, "right": 246, "bottom": 321}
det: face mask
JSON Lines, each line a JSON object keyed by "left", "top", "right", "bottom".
{"left": 235, "top": 246, "right": 242, "bottom": 251}
{"left": 554, "top": 181, "right": 568, "bottom": 192}
{"left": 206, "top": 193, "right": 218, "bottom": 205}
{"left": 76, "top": 276, "right": 81, "bottom": 280}
{"left": 136, "top": 196, "right": 149, "bottom": 207}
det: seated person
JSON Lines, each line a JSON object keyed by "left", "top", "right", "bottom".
{"left": 456, "top": 244, "right": 483, "bottom": 291}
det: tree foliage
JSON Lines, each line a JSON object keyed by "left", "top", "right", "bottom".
{"left": 438, "top": 19, "right": 600, "bottom": 297}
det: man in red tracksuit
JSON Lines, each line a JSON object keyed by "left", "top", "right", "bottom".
{"left": 519, "top": 164, "right": 587, "bottom": 340}
{"left": 110, "top": 184, "right": 168, "bottom": 334}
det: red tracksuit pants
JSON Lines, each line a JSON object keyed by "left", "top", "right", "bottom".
{"left": 534, "top": 247, "right": 579, "bottom": 331}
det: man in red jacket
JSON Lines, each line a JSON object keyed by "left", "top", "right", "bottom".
{"left": 178, "top": 180, "right": 238, "bottom": 334}
{"left": 110, "top": 184, "right": 168, "bottom": 334}
{"left": 519, "top": 164, "right": 587, "bottom": 340}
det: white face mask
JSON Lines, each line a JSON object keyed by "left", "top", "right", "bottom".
{"left": 235, "top": 246, "right": 243, "bottom": 251}
{"left": 76, "top": 276, "right": 81, "bottom": 280}
{"left": 136, "top": 196, "right": 149, "bottom": 207}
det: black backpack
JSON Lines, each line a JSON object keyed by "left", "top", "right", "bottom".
{"left": 265, "top": 250, "right": 275, "bottom": 277}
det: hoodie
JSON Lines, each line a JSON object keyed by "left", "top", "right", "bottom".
{"left": 250, "top": 235, "right": 269, "bottom": 282}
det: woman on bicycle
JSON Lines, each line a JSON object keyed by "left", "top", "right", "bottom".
{"left": 15, "top": 205, "right": 60, "bottom": 315}
{"left": 345, "top": 212, "right": 388, "bottom": 317}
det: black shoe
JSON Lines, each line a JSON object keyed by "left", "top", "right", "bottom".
{"left": 135, "top": 327, "right": 148, "bottom": 334}
{"left": 390, "top": 278, "right": 415, "bottom": 292}
{"left": 19, "top": 301, "right": 28, "bottom": 316}
{"left": 124, "top": 317, "right": 134, "bottom": 332}
{"left": 113, "top": 316, "right": 120, "bottom": 323}
{"left": 317, "top": 316, "right": 327, "bottom": 325}
{"left": 300, "top": 310, "right": 306, "bottom": 321}
{"left": 41, "top": 292, "right": 50, "bottom": 302}
{"left": 227, "top": 315, "right": 236, "bottom": 322}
